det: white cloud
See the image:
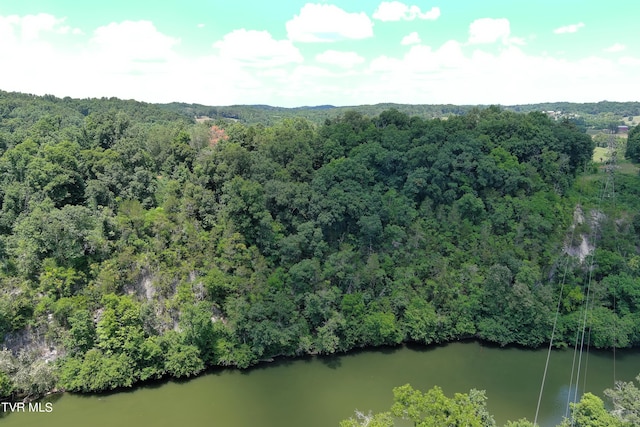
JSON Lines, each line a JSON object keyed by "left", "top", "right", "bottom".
{"left": 286, "top": 4, "right": 373, "bottom": 42}
{"left": 316, "top": 50, "right": 365, "bottom": 68}
{"left": 91, "top": 21, "right": 179, "bottom": 62}
{"left": 19, "top": 13, "right": 70, "bottom": 40}
{"left": 553, "top": 22, "right": 584, "bottom": 34}
{"left": 619, "top": 56, "right": 640, "bottom": 67}
{"left": 371, "top": 40, "right": 466, "bottom": 74}
{"left": 359, "top": 39, "right": 640, "bottom": 106}
{"left": 197, "top": 23, "right": 205, "bottom": 29}
{"left": 437, "top": 40, "right": 466, "bottom": 68}
{"left": 468, "top": 18, "right": 511, "bottom": 44}
{"left": 1, "top": 13, "right": 639, "bottom": 109}
{"left": 373, "top": 2, "right": 440, "bottom": 21}
{"left": 401, "top": 31, "right": 421, "bottom": 45}
{"left": 0, "top": 15, "right": 243, "bottom": 105}
{"left": 604, "top": 43, "right": 625, "bottom": 53}
{"left": 0, "top": 13, "right": 81, "bottom": 44}
{"left": 214, "top": 29, "right": 303, "bottom": 67}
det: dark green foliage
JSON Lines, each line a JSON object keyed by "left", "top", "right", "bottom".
{"left": 64, "top": 309, "right": 96, "bottom": 355}
{"left": 625, "top": 125, "right": 640, "bottom": 162}
{"left": 0, "top": 370, "right": 14, "bottom": 399}
{"left": 401, "top": 298, "right": 439, "bottom": 344}
{"left": 180, "top": 301, "right": 219, "bottom": 364}
{"left": 1, "top": 92, "right": 638, "bottom": 397}
{"left": 160, "top": 331, "right": 204, "bottom": 378}
{"left": 59, "top": 349, "right": 135, "bottom": 392}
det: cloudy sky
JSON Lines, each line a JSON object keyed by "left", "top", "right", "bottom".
{"left": 1, "top": 0, "right": 637, "bottom": 107}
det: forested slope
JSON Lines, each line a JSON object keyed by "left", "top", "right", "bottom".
{"left": 1, "top": 92, "right": 639, "bottom": 399}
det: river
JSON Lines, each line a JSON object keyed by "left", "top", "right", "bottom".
{"left": 2, "top": 341, "right": 639, "bottom": 427}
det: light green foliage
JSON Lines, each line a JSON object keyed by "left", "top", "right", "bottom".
{"left": 59, "top": 349, "right": 135, "bottom": 392}
{"left": 391, "top": 384, "right": 495, "bottom": 427}
{"left": 40, "top": 259, "right": 83, "bottom": 299}
{"left": 604, "top": 374, "right": 640, "bottom": 426}
{"left": 339, "top": 384, "right": 498, "bottom": 426}
{"left": 96, "top": 294, "right": 144, "bottom": 356}
{"left": 503, "top": 419, "right": 535, "bottom": 427}
{"left": 0, "top": 350, "right": 56, "bottom": 399}
{"left": 64, "top": 309, "right": 96, "bottom": 355}
{"left": 560, "top": 393, "right": 623, "bottom": 427}
{"left": 339, "top": 383, "right": 640, "bottom": 427}
{"left": 340, "top": 411, "right": 394, "bottom": 427}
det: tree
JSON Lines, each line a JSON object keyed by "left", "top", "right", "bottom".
{"left": 625, "top": 125, "right": 640, "bottom": 162}
{"left": 340, "top": 410, "right": 394, "bottom": 427}
{"left": 180, "top": 301, "right": 219, "bottom": 364}
{"left": 82, "top": 110, "right": 130, "bottom": 149}
{"left": 136, "top": 336, "right": 165, "bottom": 381}
{"left": 220, "top": 176, "right": 274, "bottom": 249}
{"left": 504, "top": 420, "right": 535, "bottom": 427}
{"left": 2, "top": 350, "right": 57, "bottom": 399}
{"left": 402, "top": 298, "right": 439, "bottom": 344}
{"left": 62, "top": 349, "right": 135, "bottom": 392}
{"left": 391, "top": 384, "right": 495, "bottom": 427}
{"left": 96, "top": 294, "right": 145, "bottom": 356}
{"left": 363, "top": 311, "right": 403, "bottom": 346}
{"left": 64, "top": 309, "right": 96, "bottom": 355}
{"left": 604, "top": 374, "right": 640, "bottom": 426}
{"left": 560, "top": 392, "right": 623, "bottom": 427}
{"left": 0, "top": 370, "right": 14, "bottom": 399}
{"left": 162, "top": 332, "right": 204, "bottom": 378}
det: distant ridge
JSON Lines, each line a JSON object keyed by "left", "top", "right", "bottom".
{"left": 1, "top": 89, "right": 638, "bottom": 128}
{"left": 298, "top": 105, "right": 336, "bottom": 110}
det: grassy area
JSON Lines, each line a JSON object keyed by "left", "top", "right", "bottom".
{"left": 590, "top": 148, "right": 637, "bottom": 174}
{"left": 593, "top": 146, "right": 609, "bottom": 163}
{"left": 616, "top": 159, "right": 639, "bottom": 175}
{"left": 624, "top": 115, "right": 640, "bottom": 125}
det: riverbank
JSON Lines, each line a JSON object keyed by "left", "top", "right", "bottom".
{"left": 3, "top": 341, "right": 639, "bottom": 427}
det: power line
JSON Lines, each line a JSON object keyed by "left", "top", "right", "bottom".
{"left": 570, "top": 132, "right": 619, "bottom": 426}
{"left": 536, "top": 131, "right": 619, "bottom": 426}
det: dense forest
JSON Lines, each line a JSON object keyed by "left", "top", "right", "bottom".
{"left": 0, "top": 91, "right": 639, "bottom": 402}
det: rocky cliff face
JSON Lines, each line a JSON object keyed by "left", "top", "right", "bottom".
{"left": 564, "top": 205, "right": 602, "bottom": 263}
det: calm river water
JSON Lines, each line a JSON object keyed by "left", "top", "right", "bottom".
{"left": 3, "top": 341, "right": 639, "bottom": 427}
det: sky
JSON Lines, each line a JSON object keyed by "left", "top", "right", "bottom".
{"left": 0, "top": 0, "right": 638, "bottom": 107}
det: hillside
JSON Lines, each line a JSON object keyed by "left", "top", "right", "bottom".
{"left": 0, "top": 91, "right": 639, "bottom": 401}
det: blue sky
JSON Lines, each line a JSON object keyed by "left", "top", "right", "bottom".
{"left": 0, "top": 0, "right": 637, "bottom": 107}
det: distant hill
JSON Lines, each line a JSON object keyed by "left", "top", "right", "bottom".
{"left": 159, "top": 99, "right": 640, "bottom": 130}
{"left": 1, "top": 89, "right": 637, "bottom": 130}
